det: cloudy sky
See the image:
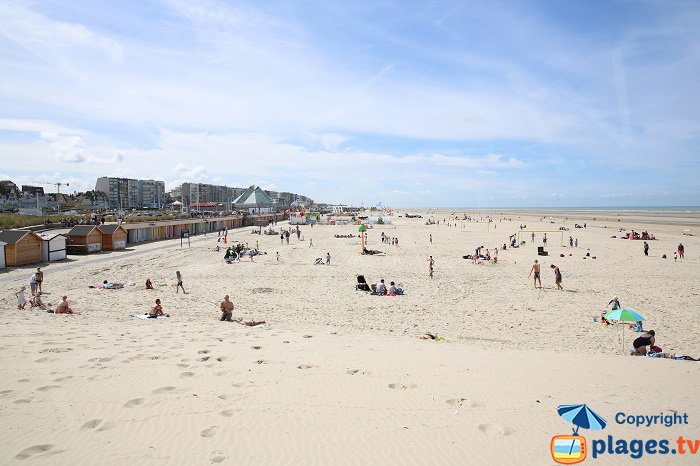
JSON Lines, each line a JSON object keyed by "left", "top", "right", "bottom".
{"left": 1, "top": 0, "right": 699, "bottom": 207}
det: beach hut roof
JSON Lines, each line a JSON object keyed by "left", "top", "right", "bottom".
{"left": 0, "top": 240, "right": 6, "bottom": 247}
{"left": 233, "top": 185, "right": 275, "bottom": 207}
{"left": 0, "top": 229, "right": 31, "bottom": 244}
{"left": 67, "top": 225, "right": 99, "bottom": 235}
{"left": 97, "top": 224, "right": 125, "bottom": 234}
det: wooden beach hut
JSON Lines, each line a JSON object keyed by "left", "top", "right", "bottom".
{"left": 0, "top": 230, "right": 43, "bottom": 267}
{"left": 39, "top": 233, "right": 67, "bottom": 262}
{"left": 98, "top": 224, "right": 127, "bottom": 250}
{"left": 0, "top": 241, "right": 6, "bottom": 269}
{"left": 67, "top": 225, "right": 102, "bottom": 254}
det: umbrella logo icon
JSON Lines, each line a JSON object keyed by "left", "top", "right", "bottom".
{"left": 551, "top": 404, "right": 607, "bottom": 464}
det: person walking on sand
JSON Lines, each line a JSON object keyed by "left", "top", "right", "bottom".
{"left": 16, "top": 286, "right": 27, "bottom": 310}
{"left": 36, "top": 267, "right": 43, "bottom": 293}
{"left": 175, "top": 271, "right": 186, "bottom": 294}
{"left": 678, "top": 243, "right": 685, "bottom": 259}
{"left": 220, "top": 295, "right": 234, "bottom": 321}
{"left": 428, "top": 255, "right": 434, "bottom": 278}
{"left": 643, "top": 241, "right": 649, "bottom": 256}
{"left": 430, "top": 234, "right": 432, "bottom": 244}
{"left": 551, "top": 264, "right": 563, "bottom": 290}
{"left": 529, "top": 260, "right": 542, "bottom": 289}
{"left": 280, "top": 232, "right": 284, "bottom": 245}
{"left": 309, "top": 238, "right": 313, "bottom": 248}
{"left": 326, "top": 252, "right": 331, "bottom": 265}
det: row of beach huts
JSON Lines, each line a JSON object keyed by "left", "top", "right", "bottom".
{"left": 0, "top": 213, "right": 284, "bottom": 269}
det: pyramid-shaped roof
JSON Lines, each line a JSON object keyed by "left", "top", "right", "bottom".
{"left": 232, "top": 185, "right": 275, "bottom": 207}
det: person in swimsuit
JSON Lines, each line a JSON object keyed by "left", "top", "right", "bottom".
{"left": 631, "top": 330, "right": 656, "bottom": 356}
{"left": 220, "top": 295, "right": 234, "bottom": 321}
{"left": 55, "top": 296, "right": 80, "bottom": 314}
{"left": 428, "top": 256, "right": 434, "bottom": 278}
{"left": 148, "top": 298, "right": 168, "bottom": 317}
{"left": 529, "top": 260, "right": 542, "bottom": 289}
{"left": 175, "top": 271, "right": 186, "bottom": 293}
{"left": 551, "top": 264, "right": 563, "bottom": 290}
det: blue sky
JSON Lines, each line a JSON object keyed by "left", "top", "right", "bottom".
{"left": 0, "top": 0, "right": 698, "bottom": 207}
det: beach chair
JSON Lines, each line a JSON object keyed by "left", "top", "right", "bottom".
{"left": 356, "top": 275, "right": 371, "bottom": 291}
{"left": 537, "top": 246, "right": 548, "bottom": 256}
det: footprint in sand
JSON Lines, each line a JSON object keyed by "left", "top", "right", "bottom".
{"left": 34, "top": 357, "right": 55, "bottom": 363}
{"left": 346, "top": 369, "right": 371, "bottom": 376}
{"left": 218, "top": 394, "right": 232, "bottom": 400}
{"left": 477, "top": 423, "right": 510, "bottom": 437}
{"left": 219, "top": 409, "right": 234, "bottom": 417}
{"left": 198, "top": 356, "right": 211, "bottom": 362}
{"left": 211, "top": 452, "right": 226, "bottom": 463}
{"left": 297, "top": 364, "right": 316, "bottom": 369}
{"left": 152, "top": 386, "right": 176, "bottom": 394}
{"left": 52, "top": 376, "right": 74, "bottom": 383}
{"left": 123, "top": 398, "right": 146, "bottom": 408}
{"left": 216, "top": 357, "right": 228, "bottom": 362}
{"left": 15, "top": 444, "right": 55, "bottom": 460}
{"left": 200, "top": 426, "right": 218, "bottom": 438}
{"left": 14, "top": 399, "right": 32, "bottom": 404}
{"left": 251, "top": 346, "right": 261, "bottom": 350}
{"left": 388, "top": 383, "right": 417, "bottom": 390}
{"left": 197, "top": 350, "right": 210, "bottom": 354}
{"left": 176, "top": 363, "right": 190, "bottom": 368}
{"left": 180, "top": 372, "right": 195, "bottom": 378}
{"left": 0, "top": 389, "right": 13, "bottom": 397}
{"left": 37, "top": 385, "right": 61, "bottom": 392}
{"left": 80, "top": 419, "right": 102, "bottom": 431}
{"left": 80, "top": 419, "right": 115, "bottom": 432}
{"left": 446, "top": 398, "right": 477, "bottom": 409}
{"left": 17, "top": 379, "right": 31, "bottom": 383}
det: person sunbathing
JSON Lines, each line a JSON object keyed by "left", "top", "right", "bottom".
{"left": 55, "top": 296, "right": 80, "bottom": 314}
{"left": 233, "top": 318, "right": 266, "bottom": 326}
{"left": 145, "top": 278, "right": 153, "bottom": 290}
{"left": 148, "top": 298, "right": 169, "bottom": 318}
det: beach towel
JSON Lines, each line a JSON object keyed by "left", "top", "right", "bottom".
{"left": 133, "top": 314, "right": 169, "bottom": 320}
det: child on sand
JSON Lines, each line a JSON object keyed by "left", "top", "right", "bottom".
{"left": 16, "top": 286, "right": 27, "bottom": 310}
{"left": 148, "top": 298, "right": 168, "bottom": 318}
{"left": 175, "top": 271, "right": 186, "bottom": 293}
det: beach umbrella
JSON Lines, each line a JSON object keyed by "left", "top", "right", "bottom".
{"left": 557, "top": 404, "right": 607, "bottom": 434}
{"left": 605, "top": 308, "right": 646, "bottom": 352}
{"left": 605, "top": 308, "right": 645, "bottom": 322}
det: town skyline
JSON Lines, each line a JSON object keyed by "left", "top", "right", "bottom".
{"left": 1, "top": 1, "right": 699, "bottom": 207}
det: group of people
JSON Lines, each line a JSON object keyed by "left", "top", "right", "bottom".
{"left": 528, "top": 260, "right": 563, "bottom": 290}
{"left": 380, "top": 232, "right": 399, "bottom": 246}
{"left": 370, "top": 279, "right": 404, "bottom": 295}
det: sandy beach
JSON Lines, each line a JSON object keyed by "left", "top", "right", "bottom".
{"left": 1, "top": 210, "right": 699, "bottom": 465}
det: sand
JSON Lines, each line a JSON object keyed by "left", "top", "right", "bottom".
{"left": 1, "top": 210, "right": 698, "bottom": 464}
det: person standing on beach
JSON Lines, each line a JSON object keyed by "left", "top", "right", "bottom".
{"left": 309, "top": 238, "right": 313, "bottom": 248}
{"left": 16, "top": 286, "right": 27, "bottom": 310}
{"left": 29, "top": 272, "right": 38, "bottom": 296}
{"left": 551, "top": 264, "right": 563, "bottom": 290}
{"left": 280, "top": 233, "right": 284, "bottom": 245}
{"left": 529, "top": 260, "right": 542, "bottom": 289}
{"left": 36, "top": 267, "right": 43, "bottom": 293}
{"left": 531, "top": 232, "right": 535, "bottom": 242}
{"left": 543, "top": 233, "right": 547, "bottom": 246}
{"left": 678, "top": 243, "right": 685, "bottom": 259}
{"left": 175, "top": 271, "right": 186, "bottom": 294}
{"left": 575, "top": 238, "right": 578, "bottom": 247}
{"left": 430, "top": 234, "right": 432, "bottom": 244}
{"left": 428, "top": 255, "right": 434, "bottom": 278}
{"left": 643, "top": 241, "right": 649, "bottom": 256}
{"left": 326, "top": 252, "right": 331, "bottom": 265}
